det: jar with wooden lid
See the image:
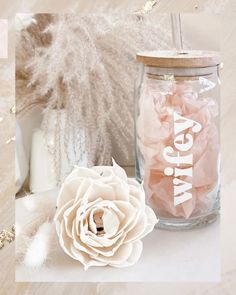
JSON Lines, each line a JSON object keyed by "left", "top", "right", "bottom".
{"left": 135, "top": 50, "right": 221, "bottom": 230}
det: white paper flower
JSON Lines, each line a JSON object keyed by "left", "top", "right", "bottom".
{"left": 54, "top": 160, "right": 157, "bottom": 270}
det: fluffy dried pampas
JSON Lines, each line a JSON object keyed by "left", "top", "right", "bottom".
{"left": 16, "top": 12, "right": 172, "bottom": 183}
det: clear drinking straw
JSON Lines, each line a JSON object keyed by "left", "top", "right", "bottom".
{"left": 171, "top": 13, "right": 184, "bottom": 54}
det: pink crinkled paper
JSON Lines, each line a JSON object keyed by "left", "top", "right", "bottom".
{"left": 137, "top": 78, "right": 220, "bottom": 219}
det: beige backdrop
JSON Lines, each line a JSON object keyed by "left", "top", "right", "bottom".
{"left": 0, "top": 0, "right": 236, "bottom": 294}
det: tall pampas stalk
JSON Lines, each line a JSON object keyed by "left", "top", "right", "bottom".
{"left": 16, "top": 11, "right": 173, "bottom": 183}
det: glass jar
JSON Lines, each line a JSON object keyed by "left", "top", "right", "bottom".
{"left": 135, "top": 50, "right": 221, "bottom": 230}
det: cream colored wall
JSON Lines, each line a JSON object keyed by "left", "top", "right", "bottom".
{"left": 0, "top": 0, "right": 236, "bottom": 294}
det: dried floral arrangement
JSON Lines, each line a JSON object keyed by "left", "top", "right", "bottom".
{"left": 16, "top": 9, "right": 173, "bottom": 183}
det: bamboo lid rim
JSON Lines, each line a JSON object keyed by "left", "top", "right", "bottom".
{"left": 136, "top": 50, "right": 221, "bottom": 68}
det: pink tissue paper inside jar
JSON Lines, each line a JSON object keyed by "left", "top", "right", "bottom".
{"left": 137, "top": 77, "right": 220, "bottom": 219}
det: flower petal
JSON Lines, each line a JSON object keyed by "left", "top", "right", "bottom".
{"left": 81, "top": 181, "right": 116, "bottom": 203}
{"left": 114, "top": 201, "right": 137, "bottom": 233}
{"left": 124, "top": 212, "right": 147, "bottom": 243}
{"left": 54, "top": 199, "right": 74, "bottom": 232}
{"left": 110, "top": 240, "right": 143, "bottom": 268}
{"left": 74, "top": 178, "right": 93, "bottom": 204}
{"left": 112, "top": 158, "right": 128, "bottom": 182}
{"left": 56, "top": 178, "right": 82, "bottom": 209}
{"left": 71, "top": 221, "right": 99, "bottom": 258}
{"left": 102, "top": 208, "right": 120, "bottom": 236}
{"left": 67, "top": 166, "right": 100, "bottom": 181}
{"left": 83, "top": 235, "right": 126, "bottom": 257}
{"left": 95, "top": 242, "right": 133, "bottom": 265}
{"left": 110, "top": 180, "right": 130, "bottom": 201}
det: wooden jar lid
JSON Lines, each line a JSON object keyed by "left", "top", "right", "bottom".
{"left": 136, "top": 50, "right": 220, "bottom": 68}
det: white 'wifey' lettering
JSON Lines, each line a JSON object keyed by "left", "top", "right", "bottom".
{"left": 163, "top": 112, "right": 202, "bottom": 206}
